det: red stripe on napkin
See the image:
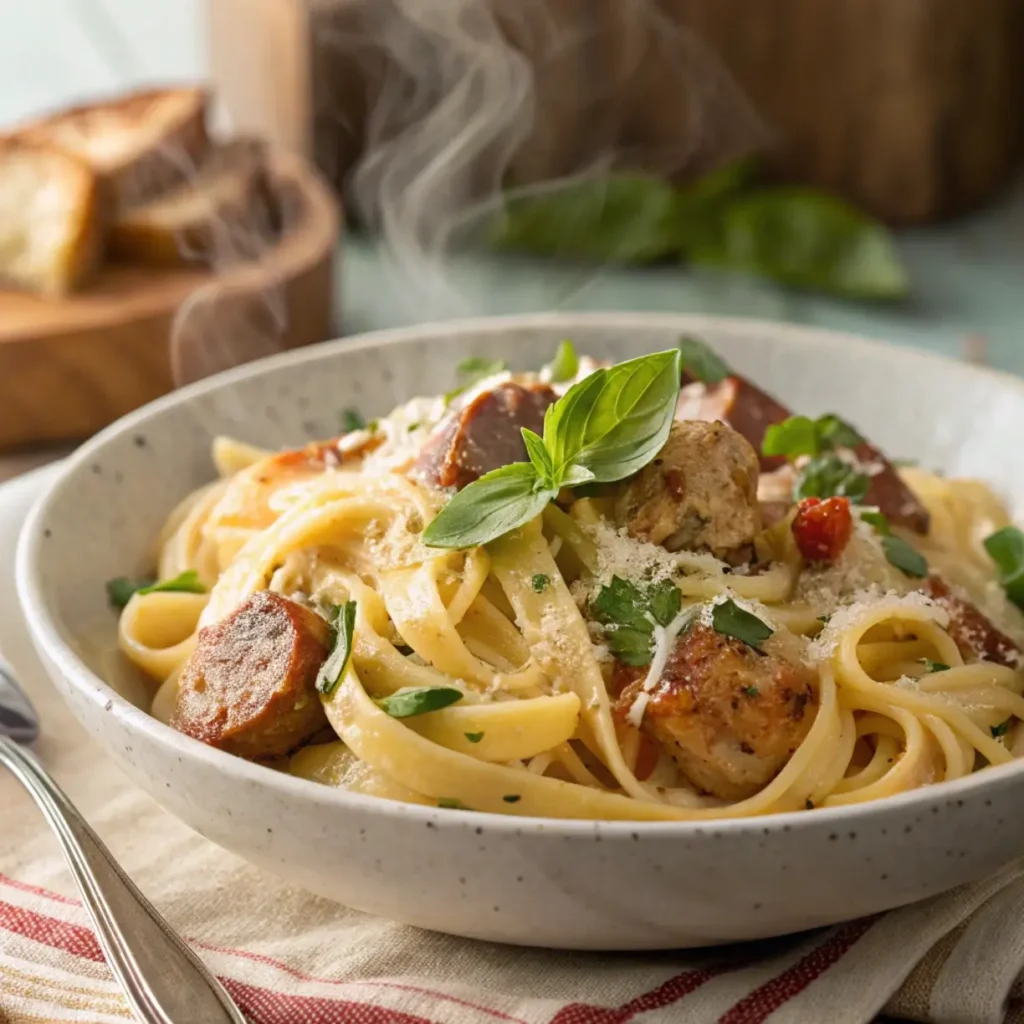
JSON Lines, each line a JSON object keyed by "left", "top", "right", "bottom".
{"left": 548, "top": 967, "right": 718, "bottom": 1023}
{"left": 717, "top": 918, "right": 877, "bottom": 1024}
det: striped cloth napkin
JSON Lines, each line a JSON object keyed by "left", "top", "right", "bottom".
{"left": 3, "top": 471, "right": 1024, "bottom": 1024}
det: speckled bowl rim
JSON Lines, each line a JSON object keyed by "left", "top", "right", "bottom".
{"left": 18, "top": 311, "right": 1024, "bottom": 838}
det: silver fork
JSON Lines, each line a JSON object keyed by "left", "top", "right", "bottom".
{"left": 0, "top": 665, "right": 248, "bottom": 1023}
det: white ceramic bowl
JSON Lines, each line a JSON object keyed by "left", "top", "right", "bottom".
{"left": 17, "top": 313, "right": 1024, "bottom": 950}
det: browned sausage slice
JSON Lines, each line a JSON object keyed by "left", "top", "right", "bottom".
{"left": 922, "top": 574, "right": 1022, "bottom": 669}
{"left": 612, "top": 622, "right": 818, "bottom": 801}
{"left": 172, "top": 591, "right": 332, "bottom": 759}
{"left": 414, "top": 382, "right": 556, "bottom": 490}
{"left": 677, "top": 372, "right": 929, "bottom": 534}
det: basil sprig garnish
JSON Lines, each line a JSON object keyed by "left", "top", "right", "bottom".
{"left": 677, "top": 335, "right": 730, "bottom": 385}
{"left": 106, "top": 569, "right": 205, "bottom": 610}
{"left": 983, "top": 526, "right": 1024, "bottom": 611}
{"left": 711, "top": 598, "right": 773, "bottom": 653}
{"left": 764, "top": 413, "right": 869, "bottom": 502}
{"left": 316, "top": 601, "right": 357, "bottom": 696}
{"left": 423, "top": 349, "right": 682, "bottom": 549}
{"left": 340, "top": 407, "right": 365, "bottom": 433}
{"left": 860, "top": 510, "right": 929, "bottom": 579}
{"left": 590, "top": 575, "right": 684, "bottom": 666}
{"left": 544, "top": 340, "right": 579, "bottom": 383}
{"left": 375, "top": 686, "right": 464, "bottom": 718}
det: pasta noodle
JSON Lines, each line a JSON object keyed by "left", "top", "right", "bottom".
{"left": 114, "top": 350, "right": 1024, "bottom": 821}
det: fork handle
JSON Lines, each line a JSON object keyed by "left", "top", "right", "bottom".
{"left": 0, "top": 735, "right": 248, "bottom": 1024}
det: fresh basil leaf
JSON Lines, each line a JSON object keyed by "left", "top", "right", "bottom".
{"left": 794, "top": 454, "right": 870, "bottom": 503}
{"left": 445, "top": 357, "right": 508, "bottom": 405}
{"left": 316, "top": 601, "right": 357, "bottom": 696}
{"left": 105, "top": 576, "right": 153, "bottom": 609}
{"left": 521, "top": 428, "right": 556, "bottom": 487}
{"left": 919, "top": 658, "right": 950, "bottom": 674}
{"left": 816, "top": 414, "right": 865, "bottom": 450}
{"left": 677, "top": 335, "right": 730, "bottom": 385}
{"left": 340, "top": 407, "right": 365, "bottom": 433}
{"left": 860, "top": 510, "right": 891, "bottom": 535}
{"left": 376, "top": 686, "right": 464, "bottom": 718}
{"left": 991, "top": 718, "right": 1012, "bottom": 738}
{"left": 687, "top": 187, "right": 909, "bottom": 301}
{"left": 421, "top": 463, "right": 555, "bottom": 549}
{"left": 674, "top": 159, "right": 760, "bottom": 252}
{"left": 711, "top": 598, "right": 773, "bottom": 652}
{"left": 456, "top": 356, "right": 506, "bottom": 377}
{"left": 464, "top": 731, "right": 484, "bottom": 743}
{"left": 983, "top": 526, "right": 1024, "bottom": 610}
{"left": 492, "top": 175, "right": 682, "bottom": 264}
{"left": 604, "top": 625, "right": 658, "bottom": 666}
{"left": 647, "top": 578, "right": 684, "bottom": 628}
{"left": 545, "top": 340, "right": 579, "bottom": 383}
{"left": 545, "top": 349, "right": 682, "bottom": 483}
{"left": 531, "top": 574, "right": 550, "bottom": 593}
{"left": 763, "top": 414, "right": 864, "bottom": 460}
{"left": 763, "top": 416, "right": 820, "bottom": 459}
{"left": 137, "top": 570, "right": 206, "bottom": 597}
{"left": 882, "top": 536, "right": 928, "bottom": 579}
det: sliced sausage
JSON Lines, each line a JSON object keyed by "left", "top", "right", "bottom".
{"left": 614, "top": 420, "right": 761, "bottom": 563}
{"left": 414, "top": 382, "right": 557, "bottom": 491}
{"left": 922, "top": 574, "right": 1022, "bottom": 669}
{"left": 677, "top": 373, "right": 929, "bottom": 534}
{"left": 172, "top": 591, "right": 331, "bottom": 759}
{"left": 613, "top": 621, "right": 818, "bottom": 801}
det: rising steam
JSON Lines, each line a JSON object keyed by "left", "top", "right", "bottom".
{"left": 343, "top": 0, "right": 768, "bottom": 319}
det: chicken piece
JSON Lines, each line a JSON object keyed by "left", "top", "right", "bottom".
{"left": 172, "top": 591, "right": 331, "bottom": 759}
{"left": 613, "top": 622, "right": 819, "bottom": 800}
{"left": 414, "top": 382, "right": 556, "bottom": 490}
{"left": 614, "top": 420, "right": 761, "bottom": 563}
{"left": 922, "top": 574, "right": 1022, "bottom": 669}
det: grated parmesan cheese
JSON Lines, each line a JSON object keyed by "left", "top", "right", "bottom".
{"left": 625, "top": 605, "right": 701, "bottom": 727}
{"left": 809, "top": 589, "right": 949, "bottom": 661}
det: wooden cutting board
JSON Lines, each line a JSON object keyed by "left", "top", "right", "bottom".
{"left": 0, "top": 150, "right": 339, "bottom": 451}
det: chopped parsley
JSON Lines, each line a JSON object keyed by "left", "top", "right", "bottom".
{"left": 590, "top": 576, "right": 683, "bottom": 666}
{"left": 464, "top": 731, "right": 485, "bottom": 744}
{"left": 106, "top": 569, "right": 205, "bottom": 610}
{"left": 919, "top": 658, "right": 950, "bottom": 674}
{"left": 817, "top": 615, "right": 831, "bottom": 624}
{"left": 340, "top": 407, "right": 365, "bottom": 432}
{"left": 805, "top": 799, "right": 815, "bottom": 810}
{"left": 991, "top": 718, "right": 1012, "bottom": 738}
{"left": 741, "top": 685, "right": 760, "bottom": 698}
{"left": 711, "top": 599, "right": 773, "bottom": 653}
{"left": 983, "top": 526, "right": 1024, "bottom": 611}
{"left": 860, "top": 510, "right": 890, "bottom": 534}
{"left": 315, "top": 601, "right": 357, "bottom": 696}
{"left": 531, "top": 573, "right": 550, "bottom": 593}
{"left": 375, "top": 686, "right": 463, "bottom": 718}
{"left": 438, "top": 798, "right": 468, "bottom": 810}
{"left": 502, "top": 794, "right": 522, "bottom": 804}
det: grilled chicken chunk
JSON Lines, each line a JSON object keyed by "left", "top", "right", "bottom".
{"left": 172, "top": 591, "right": 331, "bottom": 759}
{"left": 415, "top": 382, "right": 556, "bottom": 490}
{"left": 614, "top": 420, "right": 761, "bottom": 563}
{"left": 614, "top": 621, "right": 819, "bottom": 801}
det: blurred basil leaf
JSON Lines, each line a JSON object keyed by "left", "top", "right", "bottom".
{"left": 492, "top": 175, "right": 681, "bottom": 264}
{"left": 687, "top": 188, "right": 908, "bottom": 301}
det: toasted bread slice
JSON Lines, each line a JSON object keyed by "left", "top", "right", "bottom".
{"left": 108, "top": 138, "right": 274, "bottom": 268}
{"left": 0, "top": 141, "right": 102, "bottom": 295}
{"left": 21, "top": 87, "right": 209, "bottom": 212}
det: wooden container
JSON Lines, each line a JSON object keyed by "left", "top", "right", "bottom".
{"left": 208, "top": 0, "right": 1024, "bottom": 224}
{"left": 0, "top": 151, "right": 338, "bottom": 449}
